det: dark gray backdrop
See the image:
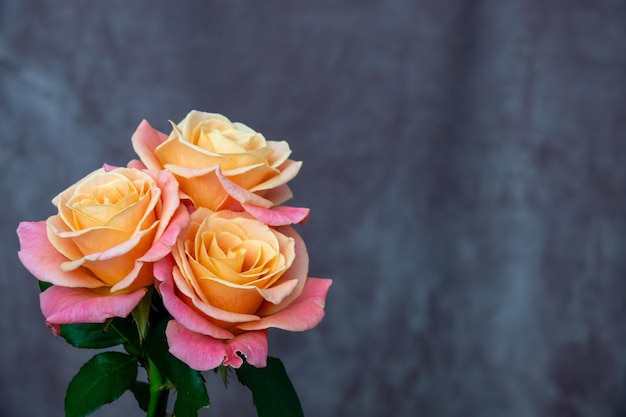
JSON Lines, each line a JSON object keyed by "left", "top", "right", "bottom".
{"left": 2, "top": 1, "right": 626, "bottom": 416}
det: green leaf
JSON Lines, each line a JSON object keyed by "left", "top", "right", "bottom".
{"left": 60, "top": 322, "right": 124, "bottom": 349}
{"left": 130, "top": 381, "right": 150, "bottom": 412}
{"left": 109, "top": 316, "right": 142, "bottom": 357}
{"left": 65, "top": 351, "right": 138, "bottom": 417}
{"left": 145, "top": 318, "right": 210, "bottom": 417}
{"left": 236, "top": 356, "right": 304, "bottom": 417}
{"left": 38, "top": 281, "right": 53, "bottom": 292}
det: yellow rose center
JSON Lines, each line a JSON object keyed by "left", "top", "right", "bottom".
{"left": 176, "top": 210, "right": 294, "bottom": 315}
{"left": 63, "top": 173, "right": 155, "bottom": 236}
{"left": 191, "top": 120, "right": 266, "bottom": 155}
{"left": 46, "top": 168, "right": 162, "bottom": 288}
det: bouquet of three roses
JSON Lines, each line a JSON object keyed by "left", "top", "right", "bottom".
{"left": 17, "top": 111, "right": 332, "bottom": 417}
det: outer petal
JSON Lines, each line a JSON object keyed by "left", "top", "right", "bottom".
{"left": 241, "top": 204, "right": 310, "bottom": 226}
{"left": 224, "top": 329, "right": 268, "bottom": 368}
{"left": 127, "top": 159, "right": 147, "bottom": 170}
{"left": 237, "top": 278, "right": 331, "bottom": 332}
{"left": 131, "top": 120, "right": 168, "bottom": 170}
{"left": 265, "top": 140, "right": 292, "bottom": 167}
{"left": 40, "top": 285, "right": 147, "bottom": 325}
{"left": 255, "top": 279, "right": 299, "bottom": 305}
{"left": 146, "top": 168, "right": 186, "bottom": 239}
{"left": 215, "top": 167, "right": 273, "bottom": 208}
{"left": 256, "top": 225, "right": 309, "bottom": 315}
{"left": 262, "top": 184, "right": 293, "bottom": 206}
{"left": 17, "top": 221, "right": 104, "bottom": 288}
{"left": 138, "top": 205, "right": 189, "bottom": 263}
{"left": 250, "top": 159, "right": 302, "bottom": 192}
{"left": 166, "top": 320, "right": 268, "bottom": 370}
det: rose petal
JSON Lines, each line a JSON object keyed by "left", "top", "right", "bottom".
{"left": 215, "top": 167, "right": 273, "bottom": 208}
{"left": 166, "top": 320, "right": 268, "bottom": 370}
{"left": 165, "top": 167, "right": 229, "bottom": 210}
{"left": 138, "top": 204, "right": 189, "bottom": 263}
{"left": 197, "top": 277, "right": 265, "bottom": 315}
{"left": 241, "top": 204, "right": 310, "bottom": 226}
{"left": 102, "top": 163, "right": 119, "bottom": 172}
{"left": 127, "top": 159, "right": 147, "bottom": 170}
{"left": 262, "top": 184, "right": 293, "bottom": 206}
{"left": 255, "top": 278, "right": 299, "bottom": 305}
{"left": 265, "top": 140, "right": 292, "bottom": 167}
{"left": 17, "top": 221, "right": 104, "bottom": 288}
{"left": 154, "top": 257, "right": 235, "bottom": 339}
{"left": 256, "top": 225, "right": 309, "bottom": 315}
{"left": 161, "top": 163, "right": 218, "bottom": 178}
{"left": 40, "top": 285, "right": 147, "bottom": 325}
{"left": 145, "top": 168, "right": 185, "bottom": 239}
{"left": 131, "top": 120, "right": 168, "bottom": 170}
{"left": 237, "top": 278, "right": 332, "bottom": 332}
{"left": 249, "top": 159, "right": 302, "bottom": 192}
{"left": 224, "top": 329, "right": 268, "bottom": 368}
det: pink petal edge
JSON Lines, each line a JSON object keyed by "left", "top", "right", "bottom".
{"left": 262, "top": 184, "right": 293, "bottom": 206}
{"left": 215, "top": 167, "right": 273, "bottom": 208}
{"left": 40, "top": 285, "right": 147, "bottom": 326}
{"left": 166, "top": 320, "right": 268, "bottom": 370}
{"left": 131, "top": 119, "right": 167, "bottom": 170}
{"left": 17, "top": 221, "right": 104, "bottom": 288}
{"left": 139, "top": 204, "right": 189, "bottom": 263}
{"left": 237, "top": 278, "right": 332, "bottom": 332}
{"left": 242, "top": 203, "right": 310, "bottom": 226}
{"left": 127, "top": 159, "right": 147, "bottom": 169}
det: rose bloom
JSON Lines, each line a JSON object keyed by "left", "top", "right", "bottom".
{"left": 131, "top": 110, "right": 309, "bottom": 226}
{"left": 155, "top": 207, "right": 331, "bottom": 369}
{"left": 17, "top": 166, "right": 188, "bottom": 332}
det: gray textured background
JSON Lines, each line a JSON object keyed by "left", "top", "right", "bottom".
{"left": 2, "top": 1, "right": 626, "bottom": 416}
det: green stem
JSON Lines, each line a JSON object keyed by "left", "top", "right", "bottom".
{"left": 147, "top": 358, "right": 169, "bottom": 417}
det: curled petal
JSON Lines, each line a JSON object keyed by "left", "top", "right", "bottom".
{"left": 127, "top": 159, "right": 147, "bottom": 170}
{"left": 255, "top": 279, "right": 299, "bottom": 305}
{"left": 162, "top": 163, "right": 217, "bottom": 178}
{"left": 256, "top": 225, "right": 310, "bottom": 316}
{"left": 166, "top": 320, "right": 268, "bottom": 370}
{"left": 40, "top": 285, "right": 147, "bottom": 326}
{"left": 138, "top": 205, "right": 189, "bottom": 263}
{"left": 146, "top": 168, "right": 186, "bottom": 239}
{"left": 265, "top": 141, "right": 292, "bottom": 167}
{"left": 131, "top": 120, "right": 168, "bottom": 170}
{"left": 237, "top": 278, "right": 332, "bottom": 332}
{"left": 215, "top": 167, "right": 273, "bottom": 208}
{"left": 242, "top": 204, "right": 310, "bottom": 226}
{"left": 262, "top": 184, "right": 293, "bottom": 206}
{"left": 249, "top": 159, "right": 302, "bottom": 192}
{"left": 17, "top": 221, "right": 104, "bottom": 288}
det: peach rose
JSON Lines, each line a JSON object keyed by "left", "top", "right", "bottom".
{"left": 17, "top": 166, "right": 188, "bottom": 331}
{"left": 131, "top": 111, "right": 309, "bottom": 226}
{"left": 155, "top": 207, "right": 331, "bottom": 369}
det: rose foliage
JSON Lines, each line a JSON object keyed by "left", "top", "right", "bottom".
{"left": 17, "top": 111, "right": 331, "bottom": 417}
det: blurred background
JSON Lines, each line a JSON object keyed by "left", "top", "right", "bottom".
{"left": 2, "top": 1, "right": 626, "bottom": 416}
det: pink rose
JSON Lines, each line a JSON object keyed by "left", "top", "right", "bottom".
{"left": 17, "top": 167, "right": 188, "bottom": 332}
{"left": 155, "top": 207, "right": 331, "bottom": 370}
{"left": 131, "top": 111, "right": 309, "bottom": 226}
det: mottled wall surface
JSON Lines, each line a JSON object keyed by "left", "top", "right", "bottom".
{"left": 2, "top": 1, "right": 626, "bottom": 416}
